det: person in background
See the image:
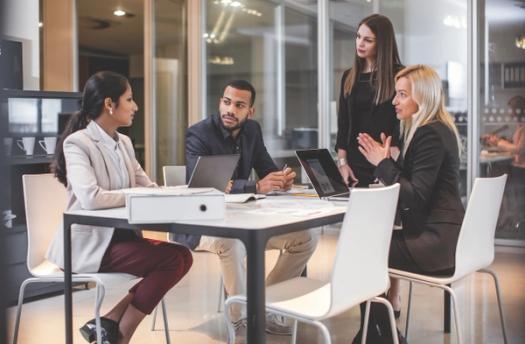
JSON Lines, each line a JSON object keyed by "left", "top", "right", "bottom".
{"left": 484, "top": 95, "right": 525, "bottom": 229}
{"left": 177, "top": 79, "right": 318, "bottom": 343}
{"left": 47, "top": 71, "right": 193, "bottom": 344}
{"left": 484, "top": 95, "right": 525, "bottom": 167}
{"left": 334, "top": 13, "right": 404, "bottom": 316}
{"left": 357, "top": 65, "right": 465, "bottom": 343}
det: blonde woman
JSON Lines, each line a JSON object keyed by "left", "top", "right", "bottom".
{"left": 355, "top": 65, "right": 465, "bottom": 343}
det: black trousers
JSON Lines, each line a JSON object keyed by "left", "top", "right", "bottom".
{"left": 356, "top": 231, "right": 453, "bottom": 343}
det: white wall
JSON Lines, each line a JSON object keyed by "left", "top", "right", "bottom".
{"left": 4, "top": 0, "right": 40, "bottom": 90}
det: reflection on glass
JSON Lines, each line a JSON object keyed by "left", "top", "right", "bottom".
{"left": 480, "top": 0, "right": 525, "bottom": 241}
{"left": 205, "top": 0, "right": 318, "bottom": 158}
{"left": 8, "top": 98, "right": 38, "bottom": 133}
{"left": 41, "top": 99, "right": 61, "bottom": 133}
{"left": 154, "top": 0, "right": 188, "bottom": 177}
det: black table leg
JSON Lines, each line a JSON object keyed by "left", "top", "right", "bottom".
{"left": 245, "top": 232, "right": 267, "bottom": 344}
{"left": 444, "top": 285, "right": 451, "bottom": 333}
{"left": 64, "top": 217, "right": 73, "bottom": 344}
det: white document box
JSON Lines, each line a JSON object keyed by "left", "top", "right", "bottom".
{"left": 125, "top": 187, "right": 225, "bottom": 224}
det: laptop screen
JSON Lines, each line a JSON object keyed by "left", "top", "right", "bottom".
{"left": 188, "top": 154, "right": 240, "bottom": 192}
{"left": 295, "top": 149, "right": 349, "bottom": 198}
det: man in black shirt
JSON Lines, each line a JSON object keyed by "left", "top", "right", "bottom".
{"left": 182, "top": 80, "right": 318, "bottom": 340}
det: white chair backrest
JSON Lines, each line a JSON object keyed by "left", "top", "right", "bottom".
{"left": 22, "top": 173, "right": 68, "bottom": 272}
{"left": 163, "top": 165, "right": 186, "bottom": 186}
{"left": 329, "top": 184, "right": 400, "bottom": 317}
{"left": 453, "top": 174, "right": 507, "bottom": 279}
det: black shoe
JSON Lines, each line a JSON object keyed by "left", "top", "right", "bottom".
{"left": 352, "top": 328, "right": 407, "bottom": 344}
{"left": 79, "top": 317, "right": 119, "bottom": 344}
{"left": 397, "top": 331, "right": 408, "bottom": 344}
{"left": 351, "top": 326, "right": 383, "bottom": 344}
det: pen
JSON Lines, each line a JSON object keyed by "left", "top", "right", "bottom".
{"left": 282, "top": 163, "right": 288, "bottom": 173}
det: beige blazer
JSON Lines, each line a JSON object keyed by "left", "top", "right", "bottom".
{"left": 46, "top": 121, "right": 155, "bottom": 273}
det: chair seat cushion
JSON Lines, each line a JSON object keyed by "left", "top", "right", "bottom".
{"left": 389, "top": 268, "right": 456, "bottom": 285}
{"left": 265, "top": 277, "right": 331, "bottom": 320}
{"left": 30, "top": 259, "right": 138, "bottom": 285}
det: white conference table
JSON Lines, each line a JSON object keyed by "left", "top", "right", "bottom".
{"left": 62, "top": 197, "right": 347, "bottom": 344}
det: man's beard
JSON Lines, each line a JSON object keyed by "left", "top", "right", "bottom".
{"left": 220, "top": 113, "right": 247, "bottom": 132}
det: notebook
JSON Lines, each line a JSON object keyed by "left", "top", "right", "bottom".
{"left": 295, "top": 149, "right": 350, "bottom": 200}
{"left": 188, "top": 154, "right": 240, "bottom": 192}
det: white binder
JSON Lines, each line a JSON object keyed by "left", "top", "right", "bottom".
{"left": 124, "top": 187, "right": 225, "bottom": 224}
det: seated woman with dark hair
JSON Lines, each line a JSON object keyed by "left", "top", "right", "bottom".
{"left": 46, "top": 71, "right": 193, "bottom": 344}
{"left": 355, "top": 64, "right": 465, "bottom": 343}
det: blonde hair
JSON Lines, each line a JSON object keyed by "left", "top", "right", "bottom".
{"left": 396, "top": 65, "right": 461, "bottom": 156}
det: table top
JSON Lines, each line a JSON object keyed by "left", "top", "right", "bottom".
{"left": 64, "top": 196, "right": 347, "bottom": 231}
{"left": 480, "top": 151, "right": 513, "bottom": 164}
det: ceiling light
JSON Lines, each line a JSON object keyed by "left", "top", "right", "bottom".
{"left": 516, "top": 35, "right": 525, "bottom": 49}
{"left": 113, "top": 9, "right": 126, "bottom": 17}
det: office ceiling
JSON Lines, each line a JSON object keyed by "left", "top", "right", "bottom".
{"left": 74, "top": 0, "right": 525, "bottom": 56}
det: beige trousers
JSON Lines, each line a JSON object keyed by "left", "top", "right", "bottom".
{"left": 196, "top": 229, "right": 319, "bottom": 321}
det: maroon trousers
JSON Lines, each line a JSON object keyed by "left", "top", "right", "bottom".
{"left": 99, "top": 231, "right": 193, "bottom": 314}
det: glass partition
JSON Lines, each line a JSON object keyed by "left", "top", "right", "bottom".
{"left": 478, "top": 0, "right": 525, "bottom": 243}
{"left": 204, "top": 0, "right": 318, "bottom": 160}
{"left": 153, "top": 0, "right": 188, "bottom": 179}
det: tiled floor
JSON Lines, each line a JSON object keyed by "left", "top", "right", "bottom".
{"left": 7, "top": 228, "right": 525, "bottom": 343}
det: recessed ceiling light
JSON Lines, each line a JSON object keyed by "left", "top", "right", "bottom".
{"left": 113, "top": 9, "right": 126, "bottom": 17}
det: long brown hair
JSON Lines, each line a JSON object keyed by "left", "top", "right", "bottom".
{"left": 344, "top": 14, "right": 401, "bottom": 104}
{"left": 51, "top": 71, "right": 129, "bottom": 186}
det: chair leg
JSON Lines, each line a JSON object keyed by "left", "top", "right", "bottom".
{"left": 291, "top": 319, "right": 299, "bottom": 344}
{"left": 150, "top": 306, "right": 158, "bottom": 331}
{"left": 217, "top": 276, "right": 225, "bottom": 313}
{"left": 160, "top": 299, "right": 171, "bottom": 344}
{"left": 478, "top": 268, "right": 508, "bottom": 344}
{"left": 442, "top": 284, "right": 462, "bottom": 344}
{"left": 224, "top": 297, "right": 237, "bottom": 344}
{"left": 361, "top": 300, "right": 371, "bottom": 344}
{"left": 312, "top": 320, "right": 331, "bottom": 344}
{"left": 372, "top": 297, "right": 399, "bottom": 344}
{"left": 404, "top": 281, "right": 413, "bottom": 339}
{"left": 94, "top": 283, "right": 105, "bottom": 344}
{"left": 12, "top": 278, "right": 35, "bottom": 344}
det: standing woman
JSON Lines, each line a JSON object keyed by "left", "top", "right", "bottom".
{"left": 357, "top": 65, "right": 465, "bottom": 342}
{"left": 46, "top": 71, "right": 193, "bottom": 344}
{"left": 335, "top": 13, "right": 403, "bottom": 187}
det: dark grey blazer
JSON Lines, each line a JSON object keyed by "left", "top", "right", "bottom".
{"left": 375, "top": 121, "right": 465, "bottom": 272}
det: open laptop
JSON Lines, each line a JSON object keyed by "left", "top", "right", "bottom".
{"left": 295, "top": 149, "right": 351, "bottom": 200}
{"left": 188, "top": 154, "right": 240, "bottom": 192}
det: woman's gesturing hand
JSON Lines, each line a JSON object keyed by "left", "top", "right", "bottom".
{"left": 357, "top": 132, "right": 392, "bottom": 166}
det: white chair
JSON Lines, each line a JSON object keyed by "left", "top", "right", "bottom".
{"left": 163, "top": 165, "right": 187, "bottom": 187}
{"left": 225, "top": 184, "right": 401, "bottom": 344}
{"left": 390, "top": 175, "right": 508, "bottom": 344}
{"left": 14, "top": 174, "right": 171, "bottom": 344}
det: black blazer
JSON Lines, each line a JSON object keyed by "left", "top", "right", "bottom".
{"left": 335, "top": 67, "right": 402, "bottom": 153}
{"left": 186, "top": 114, "right": 278, "bottom": 194}
{"left": 375, "top": 121, "right": 465, "bottom": 272}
